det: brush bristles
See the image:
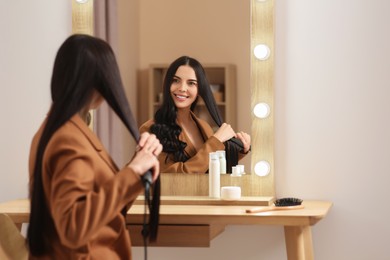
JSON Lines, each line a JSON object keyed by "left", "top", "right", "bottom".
{"left": 274, "top": 197, "right": 303, "bottom": 207}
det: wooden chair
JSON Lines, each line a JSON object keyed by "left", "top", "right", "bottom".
{"left": 0, "top": 213, "right": 28, "bottom": 260}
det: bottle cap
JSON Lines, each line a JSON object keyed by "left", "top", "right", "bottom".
{"left": 216, "top": 150, "right": 225, "bottom": 158}
{"left": 236, "top": 164, "right": 245, "bottom": 174}
{"left": 209, "top": 152, "right": 218, "bottom": 160}
{"left": 231, "top": 166, "right": 241, "bottom": 177}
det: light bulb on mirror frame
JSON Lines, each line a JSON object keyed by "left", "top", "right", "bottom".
{"left": 254, "top": 44, "right": 271, "bottom": 60}
{"left": 256, "top": 0, "right": 268, "bottom": 2}
{"left": 253, "top": 102, "right": 270, "bottom": 118}
{"left": 76, "top": 0, "right": 89, "bottom": 3}
{"left": 254, "top": 161, "right": 271, "bottom": 176}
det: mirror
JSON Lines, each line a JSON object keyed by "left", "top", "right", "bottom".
{"left": 132, "top": 0, "right": 252, "bottom": 172}
{"left": 72, "top": 0, "right": 274, "bottom": 197}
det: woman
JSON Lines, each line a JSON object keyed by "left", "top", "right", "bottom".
{"left": 27, "top": 34, "right": 162, "bottom": 259}
{"left": 140, "top": 56, "right": 250, "bottom": 173}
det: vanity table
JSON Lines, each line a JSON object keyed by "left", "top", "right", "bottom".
{"left": 0, "top": 198, "right": 332, "bottom": 260}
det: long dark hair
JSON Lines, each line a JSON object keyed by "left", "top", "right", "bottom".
{"left": 151, "top": 56, "right": 243, "bottom": 171}
{"left": 27, "top": 34, "right": 160, "bottom": 255}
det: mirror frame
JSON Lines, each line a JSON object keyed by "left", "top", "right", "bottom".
{"left": 72, "top": 0, "right": 275, "bottom": 197}
{"left": 250, "top": 0, "right": 274, "bottom": 196}
{"left": 71, "top": 0, "right": 93, "bottom": 35}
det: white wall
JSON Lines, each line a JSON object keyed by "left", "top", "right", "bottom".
{"left": 274, "top": 1, "right": 390, "bottom": 259}
{"left": 0, "top": 1, "right": 71, "bottom": 202}
{"left": 1, "top": 1, "right": 389, "bottom": 260}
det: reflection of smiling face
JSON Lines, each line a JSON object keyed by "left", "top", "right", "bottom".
{"left": 170, "top": 65, "right": 198, "bottom": 110}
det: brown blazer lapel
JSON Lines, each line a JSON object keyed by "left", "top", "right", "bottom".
{"left": 190, "top": 111, "right": 214, "bottom": 140}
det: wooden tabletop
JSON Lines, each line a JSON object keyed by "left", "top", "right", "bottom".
{"left": 127, "top": 200, "right": 332, "bottom": 226}
{"left": 0, "top": 198, "right": 331, "bottom": 228}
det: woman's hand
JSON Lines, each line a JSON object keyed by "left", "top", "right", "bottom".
{"left": 127, "top": 132, "right": 162, "bottom": 182}
{"left": 213, "top": 123, "right": 236, "bottom": 143}
{"left": 236, "top": 131, "right": 251, "bottom": 153}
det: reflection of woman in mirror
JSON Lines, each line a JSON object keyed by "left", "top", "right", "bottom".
{"left": 27, "top": 34, "right": 162, "bottom": 259}
{"left": 140, "top": 56, "right": 250, "bottom": 173}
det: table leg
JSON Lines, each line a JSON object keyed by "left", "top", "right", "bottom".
{"left": 284, "top": 225, "right": 314, "bottom": 260}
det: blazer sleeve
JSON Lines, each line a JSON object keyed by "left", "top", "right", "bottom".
{"left": 139, "top": 120, "right": 154, "bottom": 135}
{"left": 44, "top": 129, "right": 144, "bottom": 248}
{"left": 140, "top": 118, "right": 225, "bottom": 173}
{"left": 159, "top": 135, "right": 224, "bottom": 173}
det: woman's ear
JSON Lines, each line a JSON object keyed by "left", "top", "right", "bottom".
{"left": 90, "top": 91, "right": 104, "bottom": 109}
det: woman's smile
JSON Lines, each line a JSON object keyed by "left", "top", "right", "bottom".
{"left": 173, "top": 93, "right": 190, "bottom": 101}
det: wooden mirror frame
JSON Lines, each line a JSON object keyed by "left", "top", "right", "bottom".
{"left": 250, "top": 0, "right": 274, "bottom": 196}
{"left": 160, "top": 0, "right": 274, "bottom": 198}
{"left": 72, "top": 0, "right": 275, "bottom": 198}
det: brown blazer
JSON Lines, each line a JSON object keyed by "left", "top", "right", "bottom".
{"left": 139, "top": 112, "right": 226, "bottom": 173}
{"left": 28, "top": 114, "right": 143, "bottom": 259}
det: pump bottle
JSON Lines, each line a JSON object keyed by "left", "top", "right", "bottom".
{"left": 209, "top": 152, "right": 220, "bottom": 198}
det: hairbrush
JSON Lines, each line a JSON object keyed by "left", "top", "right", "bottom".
{"left": 246, "top": 197, "right": 304, "bottom": 213}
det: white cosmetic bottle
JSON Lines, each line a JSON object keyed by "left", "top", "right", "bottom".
{"left": 236, "top": 164, "right": 245, "bottom": 175}
{"left": 209, "top": 152, "right": 221, "bottom": 198}
{"left": 217, "top": 150, "right": 226, "bottom": 174}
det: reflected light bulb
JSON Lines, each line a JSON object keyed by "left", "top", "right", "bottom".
{"left": 253, "top": 103, "right": 270, "bottom": 118}
{"left": 254, "top": 161, "right": 271, "bottom": 176}
{"left": 254, "top": 44, "right": 270, "bottom": 60}
{"left": 76, "top": 0, "right": 89, "bottom": 3}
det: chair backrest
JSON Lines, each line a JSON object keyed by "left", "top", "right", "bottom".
{"left": 0, "top": 213, "right": 28, "bottom": 260}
